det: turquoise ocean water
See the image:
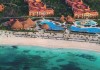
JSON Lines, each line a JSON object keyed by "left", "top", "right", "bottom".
{"left": 0, "top": 45, "right": 100, "bottom": 70}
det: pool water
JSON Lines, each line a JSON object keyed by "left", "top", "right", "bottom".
{"left": 0, "top": 45, "right": 100, "bottom": 70}
{"left": 70, "top": 25, "right": 100, "bottom": 33}
{"left": 75, "top": 20, "right": 97, "bottom": 26}
{"left": 71, "top": 20, "right": 100, "bottom": 33}
{"left": 40, "top": 19, "right": 64, "bottom": 31}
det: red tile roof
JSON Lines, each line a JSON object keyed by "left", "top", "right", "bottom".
{"left": 66, "top": 0, "right": 99, "bottom": 18}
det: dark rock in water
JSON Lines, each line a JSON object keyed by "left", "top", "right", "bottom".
{"left": 0, "top": 67, "right": 2, "bottom": 70}
{"left": 35, "top": 51, "right": 46, "bottom": 53}
{"left": 5, "top": 67, "right": 15, "bottom": 70}
{"left": 23, "top": 50, "right": 30, "bottom": 53}
{"left": 32, "top": 55, "right": 42, "bottom": 60}
{"left": 76, "top": 54, "right": 96, "bottom": 61}
{"left": 11, "top": 46, "right": 18, "bottom": 49}
{"left": 51, "top": 67, "right": 59, "bottom": 70}
{"left": 35, "top": 51, "right": 40, "bottom": 53}
{"left": 29, "top": 55, "right": 48, "bottom": 68}
{"left": 60, "top": 62, "right": 82, "bottom": 70}
{"left": 0, "top": 46, "right": 4, "bottom": 48}
{"left": 42, "top": 51, "right": 46, "bottom": 53}
{"left": 56, "top": 59, "right": 65, "bottom": 62}
{"left": 23, "top": 66, "right": 30, "bottom": 70}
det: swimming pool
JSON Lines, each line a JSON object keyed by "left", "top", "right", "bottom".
{"left": 0, "top": 45, "right": 100, "bottom": 70}
{"left": 70, "top": 25, "right": 100, "bottom": 33}
{"left": 71, "top": 20, "right": 100, "bottom": 33}
{"left": 40, "top": 19, "right": 64, "bottom": 31}
{"left": 75, "top": 20, "right": 97, "bottom": 26}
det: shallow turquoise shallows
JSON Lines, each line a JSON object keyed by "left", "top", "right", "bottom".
{"left": 0, "top": 45, "right": 100, "bottom": 70}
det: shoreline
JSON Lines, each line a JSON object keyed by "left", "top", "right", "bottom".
{"left": 0, "top": 36, "right": 100, "bottom": 52}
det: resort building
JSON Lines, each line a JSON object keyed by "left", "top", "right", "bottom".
{"left": 25, "top": 0, "right": 54, "bottom": 16}
{"left": 65, "top": 0, "right": 99, "bottom": 18}
{"left": 0, "top": 4, "right": 4, "bottom": 12}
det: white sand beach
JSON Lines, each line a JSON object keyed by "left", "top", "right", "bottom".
{"left": 0, "top": 36, "right": 100, "bottom": 52}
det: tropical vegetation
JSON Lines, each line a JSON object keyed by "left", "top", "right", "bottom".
{"left": 0, "top": 0, "right": 100, "bottom": 18}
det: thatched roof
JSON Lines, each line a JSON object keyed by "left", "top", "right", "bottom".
{"left": 23, "top": 23, "right": 31, "bottom": 29}
{"left": 66, "top": 15, "right": 75, "bottom": 23}
{"left": 60, "top": 15, "right": 66, "bottom": 23}
{"left": 41, "top": 24, "right": 49, "bottom": 30}
{"left": 11, "top": 20, "right": 23, "bottom": 30}
{"left": 23, "top": 18, "right": 36, "bottom": 29}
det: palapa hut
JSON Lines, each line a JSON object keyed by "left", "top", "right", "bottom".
{"left": 11, "top": 20, "right": 23, "bottom": 30}
{"left": 66, "top": 15, "right": 75, "bottom": 23}
{"left": 23, "top": 18, "right": 36, "bottom": 29}
{"left": 60, "top": 15, "right": 66, "bottom": 23}
{"left": 0, "top": 4, "right": 4, "bottom": 12}
{"left": 41, "top": 24, "right": 49, "bottom": 30}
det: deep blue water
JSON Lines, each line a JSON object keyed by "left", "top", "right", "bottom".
{"left": 0, "top": 45, "right": 100, "bottom": 70}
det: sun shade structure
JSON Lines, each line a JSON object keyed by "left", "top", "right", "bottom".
{"left": 66, "top": 15, "right": 75, "bottom": 23}
{"left": 11, "top": 20, "right": 23, "bottom": 30}
{"left": 23, "top": 18, "right": 36, "bottom": 29}
{"left": 5, "top": 18, "right": 36, "bottom": 30}
{"left": 60, "top": 15, "right": 66, "bottom": 23}
{"left": 41, "top": 24, "right": 49, "bottom": 30}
